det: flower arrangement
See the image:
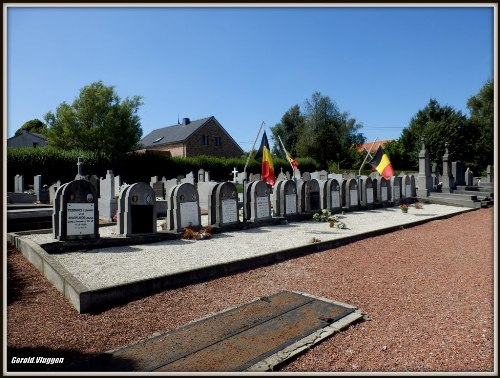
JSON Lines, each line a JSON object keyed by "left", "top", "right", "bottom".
{"left": 313, "top": 210, "right": 346, "bottom": 229}
{"left": 414, "top": 201, "right": 424, "bottom": 209}
{"left": 182, "top": 225, "right": 213, "bottom": 240}
{"left": 399, "top": 203, "right": 409, "bottom": 209}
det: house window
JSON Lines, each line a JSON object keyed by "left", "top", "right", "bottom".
{"left": 214, "top": 136, "right": 222, "bottom": 146}
{"left": 202, "top": 135, "right": 209, "bottom": 145}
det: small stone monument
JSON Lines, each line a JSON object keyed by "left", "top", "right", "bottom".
{"left": 326, "top": 178, "right": 341, "bottom": 212}
{"left": 273, "top": 179, "right": 297, "bottom": 217}
{"left": 249, "top": 180, "right": 272, "bottom": 222}
{"left": 166, "top": 183, "right": 201, "bottom": 232}
{"left": 390, "top": 176, "right": 402, "bottom": 205}
{"left": 304, "top": 179, "right": 321, "bottom": 213}
{"left": 417, "top": 138, "right": 432, "bottom": 196}
{"left": 208, "top": 182, "right": 239, "bottom": 227}
{"left": 53, "top": 159, "right": 99, "bottom": 241}
{"left": 117, "top": 182, "right": 156, "bottom": 236}
{"left": 440, "top": 143, "right": 454, "bottom": 193}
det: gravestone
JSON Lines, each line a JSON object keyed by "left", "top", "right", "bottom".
{"left": 33, "top": 175, "right": 49, "bottom": 202}
{"left": 341, "top": 179, "right": 347, "bottom": 207}
{"left": 98, "top": 170, "right": 118, "bottom": 222}
{"left": 371, "top": 177, "right": 379, "bottom": 203}
{"left": 249, "top": 180, "right": 272, "bottom": 222}
{"left": 237, "top": 172, "right": 247, "bottom": 184}
{"left": 486, "top": 165, "right": 493, "bottom": 183}
{"left": 273, "top": 179, "right": 297, "bottom": 217}
{"left": 401, "top": 175, "right": 412, "bottom": 198}
{"left": 378, "top": 177, "right": 390, "bottom": 203}
{"left": 304, "top": 179, "right": 321, "bottom": 213}
{"left": 152, "top": 181, "right": 165, "bottom": 199}
{"left": 417, "top": 138, "right": 432, "bottom": 196}
{"left": 181, "top": 171, "right": 195, "bottom": 185}
{"left": 390, "top": 176, "right": 402, "bottom": 204}
{"left": 197, "top": 181, "right": 219, "bottom": 214}
{"left": 249, "top": 173, "right": 261, "bottom": 182}
{"left": 311, "top": 170, "right": 328, "bottom": 181}
{"left": 302, "top": 172, "right": 311, "bottom": 182}
{"left": 198, "top": 169, "right": 206, "bottom": 183}
{"left": 361, "top": 177, "right": 374, "bottom": 207}
{"left": 317, "top": 179, "right": 329, "bottom": 210}
{"left": 164, "top": 177, "right": 179, "bottom": 198}
{"left": 117, "top": 182, "right": 156, "bottom": 236}
{"left": 410, "top": 175, "right": 417, "bottom": 197}
{"left": 296, "top": 180, "right": 307, "bottom": 214}
{"left": 326, "top": 178, "right": 341, "bottom": 212}
{"left": 89, "top": 175, "right": 100, "bottom": 198}
{"left": 431, "top": 163, "right": 440, "bottom": 191}
{"left": 465, "top": 168, "right": 474, "bottom": 186}
{"left": 54, "top": 179, "right": 99, "bottom": 241}
{"left": 345, "top": 178, "right": 359, "bottom": 209}
{"left": 167, "top": 183, "right": 201, "bottom": 232}
{"left": 49, "top": 181, "right": 62, "bottom": 205}
{"left": 114, "top": 175, "right": 122, "bottom": 197}
{"left": 14, "top": 174, "right": 24, "bottom": 193}
{"left": 440, "top": 143, "right": 454, "bottom": 193}
{"left": 208, "top": 182, "right": 239, "bottom": 227}
{"left": 276, "top": 169, "right": 287, "bottom": 182}
{"left": 451, "top": 161, "right": 465, "bottom": 187}
{"left": 293, "top": 169, "right": 301, "bottom": 180}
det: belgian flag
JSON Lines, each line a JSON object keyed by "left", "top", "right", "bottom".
{"left": 255, "top": 131, "right": 276, "bottom": 186}
{"left": 369, "top": 145, "right": 394, "bottom": 180}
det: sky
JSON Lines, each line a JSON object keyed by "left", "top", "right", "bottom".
{"left": 5, "top": 4, "right": 495, "bottom": 152}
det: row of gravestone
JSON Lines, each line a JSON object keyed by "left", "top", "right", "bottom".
{"left": 51, "top": 172, "right": 418, "bottom": 240}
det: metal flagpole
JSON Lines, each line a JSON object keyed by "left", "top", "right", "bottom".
{"left": 243, "top": 121, "right": 265, "bottom": 175}
{"left": 277, "top": 135, "right": 295, "bottom": 172}
{"left": 358, "top": 138, "right": 379, "bottom": 178}
{"left": 242, "top": 121, "right": 265, "bottom": 221}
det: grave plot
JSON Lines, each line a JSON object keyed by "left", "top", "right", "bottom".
{"left": 69, "top": 291, "right": 363, "bottom": 372}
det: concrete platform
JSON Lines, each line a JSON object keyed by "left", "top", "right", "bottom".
{"left": 8, "top": 204, "right": 475, "bottom": 314}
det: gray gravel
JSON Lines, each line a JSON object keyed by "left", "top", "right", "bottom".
{"left": 22, "top": 204, "right": 470, "bottom": 290}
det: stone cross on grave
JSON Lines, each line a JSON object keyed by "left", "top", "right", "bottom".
{"left": 232, "top": 167, "right": 238, "bottom": 183}
{"left": 75, "top": 157, "right": 85, "bottom": 180}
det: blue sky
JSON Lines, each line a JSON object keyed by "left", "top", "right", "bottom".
{"left": 6, "top": 5, "right": 495, "bottom": 152}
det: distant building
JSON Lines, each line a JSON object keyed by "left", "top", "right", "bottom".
{"left": 138, "top": 116, "right": 244, "bottom": 158}
{"left": 356, "top": 139, "right": 394, "bottom": 154}
{"left": 7, "top": 130, "right": 47, "bottom": 148}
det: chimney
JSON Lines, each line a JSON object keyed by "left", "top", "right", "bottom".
{"left": 182, "top": 118, "right": 190, "bottom": 125}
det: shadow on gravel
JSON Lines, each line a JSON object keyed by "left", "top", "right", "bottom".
{"left": 7, "top": 346, "right": 139, "bottom": 372}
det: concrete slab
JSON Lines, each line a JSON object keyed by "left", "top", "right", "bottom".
{"left": 61, "top": 291, "right": 364, "bottom": 372}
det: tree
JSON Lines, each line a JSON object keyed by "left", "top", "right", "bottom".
{"left": 15, "top": 119, "right": 48, "bottom": 136}
{"left": 44, "top": 81, "right": 143, "bottom": 156}
{"left": 395, "top": 98, "right": 471, "bottom": 170}
{"left": 467, "top": 79, "right": 494, "bottom": 168}
{"left": 270, "top": 105, "right": 305, "bottom": 158}
{"left": 270, "top": 92, "right": 365, "bottom": 168}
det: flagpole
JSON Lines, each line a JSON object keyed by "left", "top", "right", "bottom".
{"left": 277, "top": 135, "right": 295, "bottom": 172}
{"left": 243, "top": 121, "right": 265, "bottom": 176}
{"left": 358, "top": 138, "right": 378, "bottom": 178}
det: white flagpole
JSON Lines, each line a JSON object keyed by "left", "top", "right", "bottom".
{"left": 244, "top": 121, "right": 265, "bottom": 175}
{"left": 358, "top": 138, "right": 378, "bottom": 177}
{"left": 277, "top": 135, "right": 295, "bottom": 172}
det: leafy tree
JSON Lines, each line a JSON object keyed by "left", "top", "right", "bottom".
{"left": 396, "top": 98, "right": 470, "bottom": 170}
{"left": 14, "top": 119, "right": 48, "bottom": 136}
{"left": 44, "top": 81, "right": 143, "bottom": 156}
{"left": 467, "top": 79, "right": 494, "bottom": 168}
{"left": 271, "top": 92, "right": 365, "bottom": 168}
{"left": 270, "top": 105, "right": 305, "bottom": 158}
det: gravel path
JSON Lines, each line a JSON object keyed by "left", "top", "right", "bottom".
{"left": 6, "top": 207, "right": 495, "bottom": 373}
{"left": 22, "top": 204, "right": 468, "bottom": 290}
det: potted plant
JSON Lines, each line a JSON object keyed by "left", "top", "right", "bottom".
{"left": 400, "top": 201, "right": 409, "bottom": 213}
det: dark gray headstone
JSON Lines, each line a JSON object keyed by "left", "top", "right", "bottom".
{"left": 167, "top": 183, "right": 201, "bottom": 232}
{"left": 361, "top": 177, "right": 374, "bottom": 206}
{"left": 54, "top": 179, "right": 100, "bottom": 241}
{"left": 273, "top": 179, "right": 297, "bottom": 217}
{"left": 402, "top": 175, "right": 412, "bottom": 198}
{"left": 304, "top": 179, "right": 321, "bottom": 213}
{"left": 346, "top": 178, "right": 359, "bottom": 209}
{"left": 465, "top": 168, "right": 474, "bottom": 186}
{"left": 302, "top": 172, "right": 311, "bottom": 182}
{"left": 326, "top": 178, "right": 341, "bottom": 212}
{"left": 390, "top": 176, "right": 402, "bottom": 204}
{"left": 208, "top": 182, "right": 239, "bottom": 227}
{"left": 118, "top": 182, "right": 156, "bottom": 236}
{"left": 249, "top": 180, "right": 272, "bottom": 222}
{"left": 98, "top": 170, "right": 118, "bottom": 222}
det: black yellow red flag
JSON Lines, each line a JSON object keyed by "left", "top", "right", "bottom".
{"left": 369, "top": 145, "right": 394, "bottom": 180}
{"left": 254, "top": 131, "right": 276, "bottom": 186}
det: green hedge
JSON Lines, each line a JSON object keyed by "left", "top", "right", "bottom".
{"left": 7, "top": 148, "right": 321, "bottom": 191}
